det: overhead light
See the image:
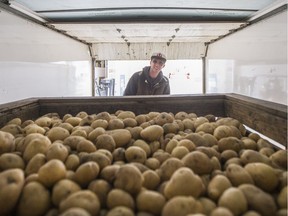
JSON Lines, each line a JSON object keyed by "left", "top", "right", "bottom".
{"left": 9, "top": 0, "right": 47, "bottom": 23}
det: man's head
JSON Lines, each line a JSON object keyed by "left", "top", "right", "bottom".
{"left": 151, "top": 52, "right": 167, "bottom": 63}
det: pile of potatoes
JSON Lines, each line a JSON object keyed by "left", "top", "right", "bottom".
{"left": 0, "top": 110, "right": 287, "bottom": 216}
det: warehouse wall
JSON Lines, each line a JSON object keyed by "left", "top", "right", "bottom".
{"left": 0, "top": 9, "right": 92, "bottom": 105}
{"left": 206, "top": 9, "right": 287, "bottom": 105}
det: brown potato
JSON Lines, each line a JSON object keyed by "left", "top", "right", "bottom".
{"left": 88, "top": 179, "right": 112, "bottom": 208}
{"left": 65, "top": 154, "right": 80, "bottom": 171}
{"left": 162, "top": 196, "right": 203, "bottom": 216}
{"left": 46, "top": 142, "right": 69, "bottom": 162}
{"left": 207, "top": 175, "right": 232, "bottom": 201}
{"left": 23, "top": 123, "right": 46, "bottom": 135}
{"left": 81, "top": 151, "right": 111, "bottom": 170}
{"left": 100, "top": 164, "right": 120, "bottom": 184}
{"left": 136, "top": 190, "right": 166, "bottom": 215}
{"left": 218, "top": 187, "right": 248, "bottom": 216}
{"left": 164, "top": 167, "right": 204, "bottom": 199}
{"left": 47, "top": 127, "right": 70, "bottom": 142}
{"left": 182, "top": 151, "right": 213, "bottom": 175}
{"left": 95, "top": 134, "right": 116, "bottom": 152}
{"left": 59, "top": 207, "right": 91, "bottom": 216}
{"left": 106, "top": 206, "right": 134, "bottom": 216}
{"left": 25, "top": 153, "right": 46, "bottom": 176}
{"left": 0, "top": 131, "right": 15, "bottom": 154}
{"left": 52, "top": 179, "right": 81, "bottom": 207}
{"left": 140, "top": 125, "right": 164, "bottom": 142}
{"left": 218, "top": 137, "right": 244, "bottom": 153}
{"left": 114, "top": 164, "right": 143, "bottom": 195}
{"left": 38, "top": 159, "right": 66, "bottom": 188}
{"left": 107, "top": 129, "right": 132, "bottom": 147}
{"left": 74, "top": 161, "right": 100, "bottom": 187}
{"left": 59, "top": 190, "right": 100, "bottom": 216}
{"left": 226, "top": 163, "right": 254, "bottom": 186}
{"left": 239, "top": 184, "right": 277, "bottom": 216}
{"left": 0, "top": 169, "right": 25, "bottom": 215}
{"left": 17, "top": 181, "right": 50, "bottom": 216}
{"left": 142, "top": 169, "right": 161, "bottom": 190}
{"left": 76, "top": 139, "right": 96, "bottom": 153}
{"left": 107, "top": 188, "right": 135, "bottom": 210}
{"left": 0, "top": 153, "right": 25, "bottom": 171}
{"left": 158, "top": 157, "right": 184, "bottom": 181}
{"left": 64, "top": 116, "right": 82, "bottom": 127}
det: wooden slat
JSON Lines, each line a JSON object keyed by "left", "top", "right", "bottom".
{"left": 0, "top": 98, "right": 40, "bottom": 127}
{"left": 224, "top": 94, "right": 287, "bottom": 147}
{"left": 38, "top": 94, "right": 226, "bottom": 118}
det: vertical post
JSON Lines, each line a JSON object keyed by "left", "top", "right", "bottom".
{"left": 202, "top": 57, "right": 206, "bottom": 94}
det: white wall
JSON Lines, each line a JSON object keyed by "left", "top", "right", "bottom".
{"left": 206, "top": 10, "right": 287, "bottom": 105}
{"left": 0, "top": 9, "right": 92, "bottom": 104}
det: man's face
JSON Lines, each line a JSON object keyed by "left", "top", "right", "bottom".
{"left": 150, "top": 58, "right": 165, "bottom": 73}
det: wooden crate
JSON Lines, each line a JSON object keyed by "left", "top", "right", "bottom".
{"left": 0, "top": 94, "right": 286, "bottom": 148}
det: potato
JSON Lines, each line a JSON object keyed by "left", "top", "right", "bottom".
{"left": 114, "top": 164, "right": 143, "bottom": 195}
{"left": 35, "top": 116, "right": 52, "bottom": 128}
{"left": 46, "top": 142, "right": 69, "bottom": 162}
{"left": 142, "top": 169, "right": 161, "bottom": 190}
{"left": 97, "top": 149, "right": 113, "bottom": 162}
{"left": 226, "top": 163, "right": 254, "bottom": 186}
{"left": 163, "top": 122, "right": 179, "bottom": 134}
{"left": 220, "top": 150, "right": 238, "bottom": 164}
{"left": 57, "top": 122, "right": 74, "bottom": 133}
{"left": 47, "top": 127, "right": 70, "bottom": 142}
{"left": 177, "top": 139, "right": 196, "bottom": 151}
{"left": 144, "top": 157, "right": 160, "bottom": 170}
{"left": 175, "top": 111, "right": 189, "bottom": 120}
{"left": 100, "top": 164, "right": 120, "bottom": 184}
{"left": 65, "top": 154, "right": 80, "bottom": 171}
{"left": 149, "top": 140, "right": 161, "bottom": 154}
{"left": 95, "top": 134, "right": 115, "bottom": 152}
{"left": 218, "top": 137, "right": 244, "bottom": 153}
{"left": 0, "top": 169, "right": 25, "bottom": 215}
{"left": 52, "top": 179, "right": 81, "bottom": 207}
{"left": 107, "top": 188, "right": 135, "bottom": 210}
{"left": 64, "top": 116, "right": 82, "bottom": 126}
{"left": 106, "top": 206, "right": 134, "bottom": 216}
{"left": 198, "top": 197, "right": 217, "bottom": 215}
{"left": 194, "top": 117, "right": 209, "bottom": 128}
{"left": 81, "top": 151, "right": 111, "bottom": 170}
{"left": 59, "top": 190, "right": 100, "bottom": 216}
{"left": 0, "top": 153, "right": 25, "bottom": 171}
{"left": 136, "top": 190, "right": 166, "bottom": 215}
{"left": 181, "top": 151, "right": 213, "bottom": 175}
{"left": 165, "top": 139, "right": 178, "bottom": 153}
{"left": 63, "top": 135, "right": 86, "bottom": 150}
{"left": 23, "top": 134, "right": 51, "bottom": 162}
{"left": 259, "top": 147, "right": 275, "bottom": 157}
{"left": 6, "top": 117, "right": 22, "bottom": 126}
{"left": 112, "top": 147, "right": 126, "bottom": 162}
{"left": 88, "top": 179, "right": 111, "bottom": 208}
{"left": 0, "top": 130, "right": 15, "bottom": 154}
{"left": 207, "top": 175, "right": 232, "bottom": 201}
{"left": 76, "top": 139, "right": 96, "bottom": 153}
{"left": 213, "top": 125, "right": 242, "bottom": 140}
{"left": 140, "top": 125, "right": 164, "bottom": 142}
{"left": 59, "top": 207, "right": 91, "bottom": 216}
{"left": 24, "top": 123, "right": 46, "bottom": 135}
{"left": 195, "top": 122, "right": 216, "bottom": 134}
{"left": 270, "top": 149, "right": 287, "bottom": 169}
{"left": 1, "top": 123, "right": 23, "bottom": 136}
{"left": 71, "top": 129, "right": 87, "bottom": 138}
{"left": 38, "top": 159, "right": 66, "bottom": 188}
{"left": 218, "top": 187, "right": 248, "bottom": 216}
{"left": 107, "top": 129, "right": 132, "bottom": 147}
{"left": 182, "top": 118, "right": 195, "bottom": 131}
{"left": 125, "top": 146, "right": 147, "bottom": 164}
{"left": 164, "top": 167, "right": 204, "bottom": 199}
{"left": 184, "top": 133, "right": 209, "bottom": 147}
{"left": 25, "top": 153, "right": 46, "bottom": 176}
{"left": 74, "top": 161, "right": 100, "bottom": 187}
{"left": 152, "top": 150, "right": 171, "bottom": 165}
{"left": 241, "top": 137, "right": 257, "bottom": 150}
{"left": 95, "top": 111, "right": 111, "bottom": 121}
{"left": 91, "top": 119, "right": 108, "bottom": 129}
{"left": 17, "top": 181, "right": 50, "bottom": 216}
{"left": 158, "top": 157, "right": 184, "bottom": 181}
{"left": 133, "top": 139, "right": 151, "bottom": 157}
{"left": 239, "top": 184, "right": 277, "bottom": 216}
{"left": 210, "top": 207, "right": 234, "bottom": 216}
{"left": 171, "top": 146, "right": 189, "bottom": 159}
{"left": 153, "top": 112, "right": 174, "bottom": 126}
{"left": 240, "top": 149, "right": 273, "bottom": 167}
{"left": 201, "top": 133, "right": 218, "bottom": 147}
{"left": 79, "top": 115, "right": 95, "bottom": 126}
{"left": 244, "top": 162, "right": 279, "bottom": 192}
{"left": 162, "top": 196, "right": 203, "bottom": 216}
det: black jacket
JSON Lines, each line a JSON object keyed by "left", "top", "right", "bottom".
{"left": 123, "top": 66, "right": 170, "bottom": 95}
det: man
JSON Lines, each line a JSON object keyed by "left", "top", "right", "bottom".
{"left": 123, "top": 52, "right": 170, "bottom": 95}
